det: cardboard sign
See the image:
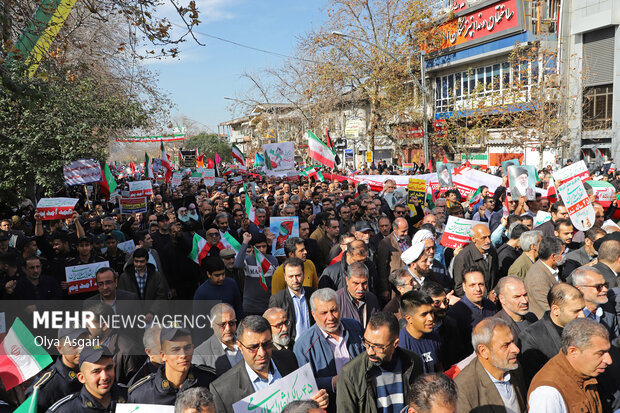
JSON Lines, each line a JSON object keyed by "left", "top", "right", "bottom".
{"left": 534, "top": 211, "right": 551, "bottom": 227}
{"left": 553, "top": 160, "right": 591, "bottom": 186}
{"left": 202, "top": 169, "right": 215, "bottom": 187}
{"left": 501, "top": 158, "right": 520, "bottom": 176}
{"left": 586, "top": 180, "right": 615, "bottom": 206}
{"left": 558, "top": 177, "right": 596, "bottom": 232}
{"left": 232, "top": 363, "right": 317, "bottom": 413}
{"left": 189, "top": 171, "right": 202, "bottom": 185}
{"left": 407, "top": 178, "right": 427, "bottom": 212}
{"left": 508, "top": 165, "right": 537, "bottom": 200}
{"left": 263, "top": 142, "right": 295, "bottom": 176}
{"left": 117, "top": 240, "right": 136, "bottom": 254}
{"left": 128, "top": 180, "right": 153, "bottom": 197}
{"left": 270, "top": 217, "right": 299, "bottom": 257}
{"left": 440, "top": 216, "right": 478, "bottom": 248}
{"left": 36, "top": 198, "right": 79, "bottom": 220}
{"left": 119, "top": 197, "right": 147, "bottom": 214}
{"left": 65, "top": 261, "right": 110, "bottom": 295}
{"left": 170, "top": 172, "right": 183, "bottom": 187}
{"left": 436, "top": 162, "right": 454, "bottom": 188}
{"left": 63, "top": 159, "right": 102, "bottom": 185}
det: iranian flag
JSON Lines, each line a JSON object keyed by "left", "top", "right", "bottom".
{"left": 0, "top": 318, "right": 52, "bottom": 390}
{"left": 145, "top": 152, "right": 154, "bottom": 179}
{"left": 221, "top": 232, "right": 242, "bottom": 252}
{"left": 98, "top": 163, "right": 117, "bottom": 199}
{"left": 307, "top": 130, "right": 335, "bottom": 168}
{"left": 14, "top": 387, "right": 38, "bottom": 413}
{"left": 468, "top": 187, "right": 483, "bottom": 207}
{"left": 232, "top": 144, "right": 246, "bottom": 166}
{"left": 244, "top": 184, "right": 258, "bottom": 225}
{"left": 301, "top": 166, "right": 324, "bottom": 182}
{"left": 160, "top": 140, "right": 173, "bottom": 182}
{"left": 188, "top": 234, "right": 211, "bottom": 265}
{"left": 253, "top": 246, "right": 271, "bottom": 292}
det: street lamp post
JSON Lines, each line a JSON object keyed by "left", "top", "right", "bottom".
{"left": 331, "top": 31, "right": 430, "bottom": 166}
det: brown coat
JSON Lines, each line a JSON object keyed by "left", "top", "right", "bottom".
{"left": 524, "top": 260, "right": 559, "bottom": 319}
{"left": 454, "top": 357, "right": 527, "bottom": 413}
{"left": 528, "top": 352, "right": 602, "bottom": 413}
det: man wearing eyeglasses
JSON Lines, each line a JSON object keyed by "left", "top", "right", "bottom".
{"left": 210, "top": 316, "right": 328, "bottom": 413}
{"left": 571, "top": 266, "right": 619, "bottom": 342}
{"left": 336, "top": 312, "right": 424, "bottom": 413}
{"left": 263, "top": 307, "right": 294, "bottom": 351}
{"left": 128, "top": 326, "right": 216, "bottom": 405}
{"left": 193, "top": 303, "right": 243, "bottom": 376}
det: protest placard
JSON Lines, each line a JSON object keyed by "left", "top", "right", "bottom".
{"left": 63, "top": 159, "right": 102, "bottom": 185}
{"left": 508, "top": 165, "right": 537, "bottom": 200}
{"left": 36, "top": 198, "right": 79, "bottom": 220}
{"left": 119, "top": 197, "right": 147, "bottom": 214}
{"left": 270, "top": 217, "right": 299, "bottom": 257}
{"left": 407, "top": 178, "right": 426, "bottom": 213}
{"left": 232, "top": 363, "right": 317, "bottom": 413}
{"left": 436, "top": 162, "right": 454, "bottom": 188}
{"left": 501, "top": 158, "right": 520, "bottom": 176}
{"left": 440, "top": 216, "right": 479, "bottom": 249}
{"left": 116, "top": 240, "right": 136, "bottom": 254}
{"left": 534, "top": 211, "right": 551, "bottom": 227}
{"left": 263, "top": 142, "right": 295, "bottom": 176}
{"left": 65, "top": 261, "right": 110, "bottom": 295}
{"left": 202, "top": 169, "right": 215, "bottom": 187}
{"left": 557, "top": 177, "right": 596, "bottom": 232}
{"left": 128, "top": 180, "right": 153, "bottom": 197}
{"left": 189, "top": 171, "right": 202, "bottom": 184}
{"left": 116, "top": 404, "right": 173, "bottom": 413}
{"left": 586, "top": 180, "right": 616, "bottom": 207}
{"left": 553, "top": 160, "right": 591, "bottom": 186}
{"left": 170, "top": 171, "right": 183, "bottom": 187}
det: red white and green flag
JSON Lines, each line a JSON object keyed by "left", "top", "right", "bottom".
{"left": 301, "top": 166, "right": 324, "bottom": 182}
{"left": 232, "top": 144, "right": 246, "bottom": 166}
{"left": 145, "top": 152, "right": 154, "bottom": 179}
{"left": 160, "top": 140, "right": 173, "bottom": 183}
{"left": 244, "top": 184, "right": 259, "bottom": 225}
{"left": 221, "top": 232, "right": 241, "bottom": 252}
{"left": 468, "top": 187, "right": 483, "bottom": 207}
{"left": 0, "top": 318, "right": 52, "bottom": 390}
{"left": 253, "top": 246, "right": 271, "bottom": 292}
{"left": 307, "top": 130, "right": 336, "bottom": 168}
{"left": 189, "top": 234, "right": 211, "bottom": 264}
{"left": 14, "top": 387, "right": 38, "bottom": 413}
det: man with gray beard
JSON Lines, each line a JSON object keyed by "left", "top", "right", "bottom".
{"left": 264, "top": 307, "right": 294, "bottom": 351}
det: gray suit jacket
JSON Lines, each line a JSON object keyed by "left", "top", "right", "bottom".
{"left": 209, "top": 350, "right": 299, "bottom": 413}
{"left": 192, "top": 334, "right": 240, "bottom": 376}
{"left": 593, "top": 262, "right": 619, "bottom": 288}
{"left": 524, "top": 260, "right": 558, "bottom": 319}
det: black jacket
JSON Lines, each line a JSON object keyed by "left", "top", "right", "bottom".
{"left": 209, "top": 350, "right": 299, "bottom": 413}
{"left": 318, "top": 251, "right": 378, "bottom": 293}
{"left": 118, "top": 263, "right": 169, "bottom": 316}
{"left": 336, "top": 348, "right": 424, "bottom": 413}
{"left": 493, "top": 309, "right": 537, "bottom": 349}
{"left": 519, "top": 311, "right": 563, "bottom": 384}
{"left": 593, "top": 262, "right": 619, "bottom": 288}
{"left": 452, "top": 242, "right": 498, "bottom": 296}
{"left": 268, "top": 286, "right": 315, "bottom": 341}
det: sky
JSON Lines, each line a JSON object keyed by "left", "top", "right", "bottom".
{"left": 148, "top": 0, "right": 328, "bottom": 134}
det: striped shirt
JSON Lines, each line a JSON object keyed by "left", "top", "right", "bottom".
{"left": 375, "top": 358, "right": 405, "bottom": 413}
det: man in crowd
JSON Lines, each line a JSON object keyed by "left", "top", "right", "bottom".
{"left": 520, "top": 283, "right": 585, "bottom": 382}
{"left": 317, "top": 218, "right": 340, "bottom": 267}
{"left": 174, "top": 387, "right": 216, "bottom": 413}
{"left": 497, "top": 223, "right": 528, "bottom": 279}
{"left": 494, "top": 275, "right": 537, "bottom": 348}
{"left": 534, "top": 201, "right": 569, "bottom": 238}
{"left": 209, "top": 316, "right": 328, "bottom": 413}
{"left": 528, "top": 318, "right": 612, "bottom": 412}
{"left": 193, "top": 256, "right": 243, "bottom": 321}
{"left": 454, "top": 318, "right": 527, "bottom": 413}
{"left": 129, "top": 326, "right": 216, "bottom": 405}
{"left": 524, "top": 236, "right": 565, "bottom": 318}
{"left": 129, "top": 326, "right": 162, "bottom": 386}
{"left": 406, "top": 373, "right": 457, "bottom": 413}
{"left": 263, "top": 307, "right": 294, "bottom": 350}
{"left": 376, "top": 217, "right": 410, "bottom": 303}
{"left": 447, "top": 267, "right": 497, "bottom": 356}
{"left": 399, "top": 291, "right": 442, "bottom": 373}
{"left": 193, "top": 303, "right": 243, "bottom": 376}
{"left": 507, "top": 230, "right": 542, "bottom": 279}
{"left": 336, "top": 312, "right": 424, "bottom": 413}
{"left": 48, "top": 345, "right": 127, "bottom": 412}
{"left": 268, "top": 257, "right": 313, "bottom": 342}
{"left": 271, "top": 237, "right": 319, "bottom": 294}
{"left": 564, "top": 226, "right": 606, "bottom": 276}
{"left": 336, "top": 262, "right": 380, "bottom": 329}
{"left": 84, "top": 267, "right": 140, "bottom": 319}
{"left": 294, "top": 288, "right": 364, "bottom": 411}
{"left": 593, "top": 236, "right": 620, "bottom": 288}
{"left": 453, "top": 224, "right": 498, "bottom": 296}
{"left": 319, "top": 239, "right": 373, "bottom": 291}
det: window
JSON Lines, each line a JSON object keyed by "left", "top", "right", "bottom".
{"left": 583, "top": 84, "right": 613, "bottom": 130}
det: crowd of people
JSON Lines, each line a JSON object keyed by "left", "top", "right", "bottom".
{"left": 0, "top": 161, "right": 619, "bottom": 413}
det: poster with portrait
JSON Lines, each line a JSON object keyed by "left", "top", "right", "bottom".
{"left": 501, "top": 158, "right": 520, "bottom": 176}
{"left": 269, "top": 217, "right": 299, "bottom": 256}
{"left": 436, "top": 162, "right": 454, "bottom": 188}
{"left": 508, "top": 165, "right": 537, "bottom": 200}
